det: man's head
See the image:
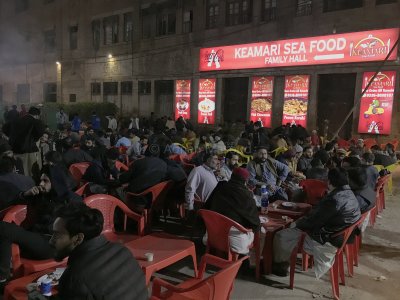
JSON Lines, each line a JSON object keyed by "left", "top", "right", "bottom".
{"left": 225, "top": 152, "right": 239, "bottom": 169}
{"left": 0, "top": 143, "right": 13, "bottom": 158}
{"left": 87, "top": 127, "right": 95, "bottom": 136}
{"left": 38, "top": 172, "right": 52, "bottom": 193}
{"left": 28, "top": 107, "right": 41, "bottom": 119}
{"left": 303, "top": 146, "right": 313, "bottom": 159}
{"left": 85, "top": 138, "right": 95, "bottom": 149}
{"left": 40, "top": 133, "right": 49, "bottom": 144}
{"left": 385, "top": 143, "right": 395, "bottom": 155}
{"left": 140, "top": 136, "right": 148, "bottom": 146}
{"left": 106, "top": 148, "right": 119, "bottom": 169}
{"left": 203, "top": 152, "right": 219, "bottom": 170}
{"left": 325, "top": 142, "right": 335, "bottom": 153}
{"left": 362, "top": 152, "right": 375, "bottom": 165}
{"left": 59, "top": 108, "right": 64, "bottom": 113}
{"left": 254, "top": 121, "right": 262, "bottom": 130}
{"left": 341, "top": 156, "right": 361, "bottom": 170}
{"left": 357, "top": 139, "right": 364, "bottom": 148}
{"left": 0, "top": 157, "right": 16, "bottom": 174}
{"left": 370, "top": 145, "right": 381, "bottom": 154}
{"left": 310, "top": 158, "right": 324, "bottom": 169}
{"left": 347, "top": 167, "right": 368, "bottom": 190}
{"left": 294, "top": 144, "right": 303, "bottom": 160}
{"left": 256, "top": 146, "right": 269, "bottom": 162}
{"left": 328, "top": 168, "right": 349, "bottom": 190}
{"left": 50, "top": 203, "right": 104, "bottom": 261}
{"left": 336, "top": 148, "right": 347, "bottom": 161}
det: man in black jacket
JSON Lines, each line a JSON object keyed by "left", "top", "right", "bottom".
{"left": 2, "top": 106, "right": 45, "bottom": 177}
{"left": 272, "top": 168, "right": 361, "bottom": 278}
{"left": 50, "top": 203, "right": 147, "bottom": 300}
{"left": 204, "top": 167, "right": 260, "bottom": 254}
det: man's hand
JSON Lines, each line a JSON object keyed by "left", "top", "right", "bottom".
{"left": 23, "top": 186, "right": 41, "bottom": 197}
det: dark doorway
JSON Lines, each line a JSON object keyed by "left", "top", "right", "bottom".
{"left": 223, "top": 77, "right": 248, "bottom": 123}
{"left": 155, "top": 80, "right": 174, "bottom": 118}
{"left": 317, "top": 74, "right": 356, "bottom": 139}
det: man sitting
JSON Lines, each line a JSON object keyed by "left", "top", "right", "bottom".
{"left": 185, "top": 152, "right": 219, "bottom": 211}
{"left": 204, "top": 167, "right": 260, "bottom": 254}
{"left": 219, "top": 151, "right": 239, "bottom": 181}
{"left": 361, "top": 152, "right": 379, "bottom": 190}
{"left": 50, "top": 203, "right": 147, "bottom": 299}
{"left": 347, "top": 167, "right": 375, "bottom": 213}
{"left": 272, "top": 168, "right": 361, "bottom": 278}
{"left": 61, "top": 137, "right": 93, "bottom": 167}
{"left": 247, "top": 146, "right": 290, "bottom": 201}
{"left": 305, "top": 158, "right": 328, "bottom": 181}
{"left": 297, "top": 146, "right": 313, "bottom": 174}
{"left": 371, "top": 145, "right": 396, "bottom": 167}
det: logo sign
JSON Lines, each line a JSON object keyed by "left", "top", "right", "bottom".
{"left": 358, "top": 71, "right": 396, "bottom": 135}
{"left": 199, "top": 28, "right": 399, "bottom": 71}
{"left": 198, "top": 79, "right": 216, "bottom": 125}
{"left": 175, "top": 80, "right": 191, "bottom": 119}
{"left": 250, "top": 77, "right": 274, "bottom": 128}
{"left": 282, "top": 75, "right": 310, "bottom": 127}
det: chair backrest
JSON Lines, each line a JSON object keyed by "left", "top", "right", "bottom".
{"left": 299, "top": 179, "right": 328, "bottom": 205}
{"left": 115, "top": 160, "right": 129, "bottom": 172}
{"left": 3, "top": 205, "right": 27, "bottom": 225}
{"left": 333, "top": 218, "right": 364, "bottom": 254}
{"left": 337, "top": 138, "right": 350, "bottom": 150}
{"left": 69, "top": 162, "right": 91, "bottom": 184}
{"left": 198, "top": 209, "right": 250, "bottom": 255}
{"left": 148, "top": 181, "right": 174, "bottom": 210}
{"left": 363, "top": 138, "right": 377, "bottom": 150}
{"left": 84, "top": 194, "right": 120, "bottom": 233}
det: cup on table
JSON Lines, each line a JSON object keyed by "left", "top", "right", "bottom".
{"left": 40, "top": 278, "right": 52, "bottom": 296}
{"left": 282, "top": 216, "right": 289, "bottom": 221}
{"left": 272, "top": 203, "right": 278, "bottom": 209}
{"left": 144, "top": 252, "right": 154, "bottom": 262}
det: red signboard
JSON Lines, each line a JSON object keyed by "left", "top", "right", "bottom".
{"left": 358, "top": 71, "right": 396, "bottom": 135}
{"left": 199, "top": 28, "right": 399, "bottom": 71}
{"left": 282, "top": 75, "right": 310, "bottom": 127}
{"left": 198, "top": 79, "right": 216, "bottom": 124}
{"left": 175, "top": 80, "right": 191, "bottom": 119}
{"left": 250, "top": 77, "right": 274, "bottom": 128}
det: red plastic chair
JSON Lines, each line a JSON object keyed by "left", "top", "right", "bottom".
{"left": 198, "top": 209, "right": 260, "bottom": 281}
{"left": 299, "top": 179, "right": 328, "bottom": 206}
{"left": 115, "top": 160, "right": 129, "bottom": 172}
{"left": 290, "top": 219, "right": 363, "bottom": 300}
{"left": 69, "top": 162, "right": 90, "bottom": 185}
{"left": 2, "top": 205, "right": 66, "bottom": 278}
{"left": 75, "top": 182, "right": 90, "bottom": 197}
{"left": 151, "top": 254, "right": 247, "bottom": 300}
{"left": 375, "top": 174, "right": 390, "bottom": 213}
{"left": 126, "top": 181, "right": 174, "bottom": 233}
{"left": 337, "top": 138, "right": 351, "bottom": 150}
{"left": 168, "top": 154, "right": 181, "bottom": 162}
{"left": 84, "top": 194, "right": 145, "bottom": 241}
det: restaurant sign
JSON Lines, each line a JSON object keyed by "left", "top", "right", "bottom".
{"left": 175, "top": 80, "right": 191, "bottom": 119}
{"left": 282, "top": 75, "right": 310, "bottom": 127}
{"left": 198, "top": 79, "right": 216, "bottom": 124}
{"left": 199, "top": 28, "right": 399, "bottom": 71}
{"left": 358, "top": 71, "right": 396, "bottom": 135}
{"left": 250, "top": 77, "right": 274, "bottom": 128}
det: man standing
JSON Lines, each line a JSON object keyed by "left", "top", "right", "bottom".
{"left": 71, "top": 113, "right": 81, "bottom": 133}
{"left": 106, "top": 114, "right": 118, "bottom": 132}
{"left": 247, "top": 146, "right": 290, "bottom": 201}
{"left": 5, "top": 105, "right": 19, "bottom": 123}
{"left": 56, "top": 108, "right": 69, "bottom": 130}
{"left": 252, "top": 121, "right": 269, "bottom": 150}
{"left": 3, "top": 106, "right": 45, "bottom": 176}
{"left": 91, "top": 111, "right": 101, "bottom": 131}
{"left": 50, "top": 203, "right": 147, "bottom": 300}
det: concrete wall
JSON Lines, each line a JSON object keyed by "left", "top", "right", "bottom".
{"left": 0, "top": 0, "right": 399, "bottom": 138}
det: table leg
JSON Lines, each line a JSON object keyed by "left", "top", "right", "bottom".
{"left": 262, "top": 232, "right": 274, "bottom": 275}
{"left": 190, "top": 246, "right": 198, "bottom": 278}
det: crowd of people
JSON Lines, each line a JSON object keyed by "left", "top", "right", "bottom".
{"left": 0, "top": 104, "right": 398, "bottom": 298}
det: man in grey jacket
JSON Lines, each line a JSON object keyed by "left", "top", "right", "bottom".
{"left": 272, "top": 168, "right": 361, "bottom": 278}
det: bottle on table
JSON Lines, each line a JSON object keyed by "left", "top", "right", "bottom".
{"left": 260, "top": 185, "right": 269, "bottom": 214}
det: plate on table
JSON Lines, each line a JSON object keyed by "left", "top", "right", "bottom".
{"left": 259, "top": 216, "right": 268, "bottom": 224}
{"left": 281, "top": 202, "right": 297, "bottom": 208}
{"left": 37, "top": 268, "right": 66, "bottom": 286}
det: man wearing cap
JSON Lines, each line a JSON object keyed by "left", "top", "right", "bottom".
{"left": 185, "top": 152, "right": 219, "bottom": 211}
{"left": 2, "top": 106, "right": 45, "bottom": 177}
{"left": 247, "top": 146, "right": 290, "bottom": 201}
{"left": 204, "top": 167, "right": 260, "bottom": 254}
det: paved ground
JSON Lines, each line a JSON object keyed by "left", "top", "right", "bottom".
{"left": 155, "top": 167, "right": 400, "bottom": 300}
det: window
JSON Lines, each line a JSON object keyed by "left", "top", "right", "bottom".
{"left": 123, "top": 12, "right": 133, "bottom": 42}
{"left": 103, "top": 82, "right": 118, "bottom": 96}
{"left": 121, "top": 81, "right": 133, "bottom": 95}
{"left": 69, "top": 25, "right": 78, "bottom": 50}
{"left": 183, "top": 10, "right": 193, "bottom": 33}
{"left": 376, "top": 0, "right": 397, "bottom": 4}
{"left": 103, "top": 15, "right": 119, "bottom": 45}
{"left": 156, "top": 13, "right": 176, "bottom": 36}
{"left": 142, "top": 11, "right": 153, "bottom": 39}
{"left": 206, "top": 0, "right": 219, "bottom": 29}
{"left": 43, "top": 83, "right": 57, "bottom": 102}
{"left": 69, "top": 94, "right": 77, "bottom": 102}
{"left": 15, "top": 0, "right": 28, "bottom": 13}
{"left": 44, "top": 29, "right": 56, "bottom": 52}
{"left": 91, "top": 82, "right": 101, "bottom": 95}
{"left": 226, "top": 0, "right": 252, "bottom": 26}
{"left": 92, "top": 20, "right": 101, "bottom": 50}
{"left": 296, "top": 0, "right": 312, "bottom": 16}
{"left": 17, "top": 84, "right": 30, "bottom": 104}
{"left": 261, "top": 0, "right": 276, "bottom": 22}
{"left": 323, "top": 0, "right": 363, "bottom": 12}
{"left": 138, "top": 81, "right": 151, "bottom": 95}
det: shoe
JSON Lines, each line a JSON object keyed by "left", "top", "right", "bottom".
{"left": 272, "top": 262, "right": 289, "bottom": 277}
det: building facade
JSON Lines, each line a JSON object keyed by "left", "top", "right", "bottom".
{"left": 0, "top": 0, "right": 399, "bottom": 138}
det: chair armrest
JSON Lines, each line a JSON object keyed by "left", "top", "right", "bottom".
{"left": 126, "top": 189, "right": 152, "bottom": 198}
{"left": 151, "top": 278, "right": 182, "bottom": 297}
{"left": 116, "top": 202, "right": 145, "bottom": 236}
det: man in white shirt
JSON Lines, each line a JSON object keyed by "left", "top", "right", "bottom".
{"left": 56, "top": 108, "right": 69, "bottom": 130}
{"left": 106, "top": 115, "right": 118, "bottom": 132}
{"left": 185, "top": 152, "right": 219, "bottom": 211}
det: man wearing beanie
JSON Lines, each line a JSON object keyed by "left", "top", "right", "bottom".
{"left": 204, "top": 167, "right": 260, "bottom": 254}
